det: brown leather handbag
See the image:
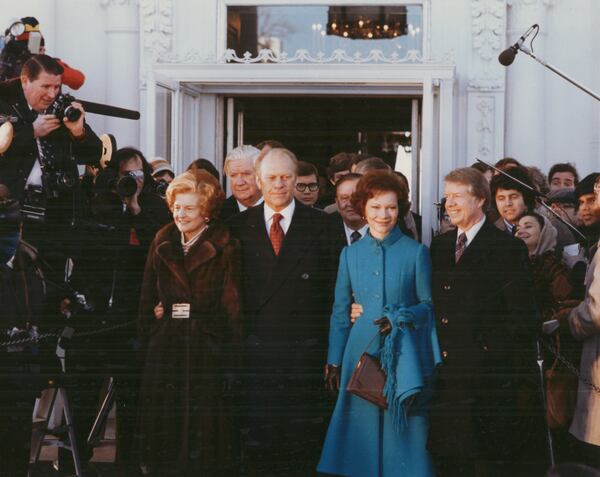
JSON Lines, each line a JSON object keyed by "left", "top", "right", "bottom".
{"left": 346, "top": 352, "right": 388, "bottom": 409}
{"left": 545, "top": 335, "right": 578, "bottom": 429}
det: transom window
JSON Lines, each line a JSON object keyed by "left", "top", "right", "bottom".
{"left": 226, "top": 4, "right": 423, "bottom": 59}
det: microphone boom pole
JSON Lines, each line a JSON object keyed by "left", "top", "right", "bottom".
{"left": 499, "top": 24, "right": 600, "bottom": 102}
{"left": 515, "top": 45, "right": 600, "bottom": 102}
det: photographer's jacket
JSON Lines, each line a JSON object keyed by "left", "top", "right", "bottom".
{"left": 0, "top": 78, "right": 101, "bottom": 201}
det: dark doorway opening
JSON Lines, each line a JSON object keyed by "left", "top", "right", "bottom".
{"left": 229, "top": 96, "right": 415, "bottom": 170}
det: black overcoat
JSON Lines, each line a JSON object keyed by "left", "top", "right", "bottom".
{"left": 428, "top": 219, "right": 541, "bottom": 460}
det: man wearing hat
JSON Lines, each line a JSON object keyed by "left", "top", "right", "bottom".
{"left": 575, "top": 173, "right": 600, "bottom": 248}
{"left": 548, "top": 188, "right": 580, "bottom": 228}
{"left": 0, "top": 16, "right": 85, "bottom": 89}
{"left": 150, "top": 157, "right": 175, "bottom": 184}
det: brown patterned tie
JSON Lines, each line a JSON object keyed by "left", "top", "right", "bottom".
{"left": 270, "top": 213, "right": 284, "bottom": 256}
{"left": 455, "top": 232, "right": 467, "bottom": 264}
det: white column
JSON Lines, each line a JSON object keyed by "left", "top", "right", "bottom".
{"left": 421, "top": 76, "right": 435, "bottom": 246}
{"left": 504, "top": 0, "right": 550, "bottom": 164}
{"left": 100, "top": 0, "right": 140, "bottom": 148}
{"left": 466, "top": 0, "right": 508, "bottom": 167}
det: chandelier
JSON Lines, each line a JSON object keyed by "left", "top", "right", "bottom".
{"left": 326, "top": 6, "right": 409, "bottom": 40}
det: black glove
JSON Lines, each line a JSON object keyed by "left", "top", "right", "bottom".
{"left": 374, "top": 316, "right": 392, "bottom": 336}
{"left": 324, "top": 364, "right": 340, "bottom": 393}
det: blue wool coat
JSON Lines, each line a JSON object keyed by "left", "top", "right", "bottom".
{"left": 318, "top": 228, "right": 441, "bottom": 477}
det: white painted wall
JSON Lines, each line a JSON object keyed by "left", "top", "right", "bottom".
{"left": 2, "top": 0, "right": 599, "bottom": 181}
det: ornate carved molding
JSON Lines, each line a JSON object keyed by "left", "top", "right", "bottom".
{"left": 140, "top": 0, "right": 173, "bottom": 59}
{"left": 468, "top": 76, "right": 504, "bottom": 90}
{"left": 100, "top": 0, "right": 134, "bottom": 6}
{"left": 475, "top": 97, "right": 495, "bottom": 157}
{"left": 472, "top": 0, "right": 505, "bottom": 62}
{"left": 507, "top": 0, "right": 554, "bottom": 7}
{"left": 157, "top": 48, "right": 454, "bottom": 65}
{"left": 470, "top": 0, "right": 507, "bottom": 91}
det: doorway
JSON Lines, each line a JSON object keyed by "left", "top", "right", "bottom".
{"left": 224, "top": 95, "right": 421, "bottom": 208}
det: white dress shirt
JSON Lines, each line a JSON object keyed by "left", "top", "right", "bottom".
{"left": 457, "top": 215, "right": 486, "bottom": 248}
{"left": 25, "top": 103, "right": 44, "bottom": 188}
{"left": 264, "top": 200, "right": 295, "bottom": 236}
{"left": 343, "top": 223, "right": 369, "bottom": 246}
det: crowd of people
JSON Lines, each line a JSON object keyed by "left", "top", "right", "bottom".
{"left": 1, "top": 49, "right": 600, "bottom": 477}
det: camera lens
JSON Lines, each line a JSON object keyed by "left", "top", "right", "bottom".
{"left": 117, "top": 175, "right": 138, "bottom": 197}
{"left": 64, "top": 105, "right": 82, "bottom": 122}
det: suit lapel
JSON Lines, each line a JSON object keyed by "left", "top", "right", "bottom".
{"left": 455, "top": 221, "right": 494, "bottom": 269}
{"left": 259, "top": 203, "right": 316, "bottom": 307}
{"left": 439, "top": 228, "right": 458, "bottom": 270}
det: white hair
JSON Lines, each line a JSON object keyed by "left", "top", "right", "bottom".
{"left": 224, "top": 145, "right": 261, "bottom": 175}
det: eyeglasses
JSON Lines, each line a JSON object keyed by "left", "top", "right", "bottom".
{"left": 295, "top": 182, "right": 319, "bottom": 192}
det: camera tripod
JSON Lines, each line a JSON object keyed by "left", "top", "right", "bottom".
{"left": 30, "top": 327, "right": 83, "bottom": 477}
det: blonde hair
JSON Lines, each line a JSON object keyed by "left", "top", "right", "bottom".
{"left": 166, "top": 169, "right": 225, "bottom": 219}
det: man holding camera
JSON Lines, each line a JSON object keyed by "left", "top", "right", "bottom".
{"left": 0, "top": 54, "right": 101, "bottom": 280}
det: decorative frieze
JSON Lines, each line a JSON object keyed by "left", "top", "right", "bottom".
{"left": 140, "top": 0, "right": 173, "bottom": 59}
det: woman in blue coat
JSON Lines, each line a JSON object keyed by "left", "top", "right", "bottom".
{"left": 318, "top": 171, "right": 441, "bottom": 477}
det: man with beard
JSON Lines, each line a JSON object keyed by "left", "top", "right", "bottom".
{"left": 575, "top": 173, "right": 600, "bottom": 249}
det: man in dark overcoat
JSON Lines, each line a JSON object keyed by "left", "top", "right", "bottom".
{"left": 227, "top": 147, "right": 337, "bottom": 474}
{"left": 428, "top": 167, "right": 543, "bottom": 476}
{"left": 0, "top": 55, "right": 101, "bottom": 280}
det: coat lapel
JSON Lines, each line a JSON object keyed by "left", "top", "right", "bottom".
{"left": 455, "top": 220, "right": 494, "bottom": 269}
{"left": 154, "top": 225, "right": 223, "bottom": 294}
{"left": 438, "top": 228, "right": 458, "bottom": 271}
{"left": 155, "top": 239, "right": 190, "bottom": 293}
{"left": 259, "top": 203, "right": 316, "bottom": 307}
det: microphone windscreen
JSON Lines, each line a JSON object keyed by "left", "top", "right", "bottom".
{"left": 498, "top": 47, "right": 517, "bottom": 66}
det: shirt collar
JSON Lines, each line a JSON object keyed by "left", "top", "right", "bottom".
{"left": 458, "top": 215, "right": 486, "bottom": 247}
{"left": 264, "top": 200, "right": 295, "bottom": 226}
{"left": 237, "top": 196, "right": 264, "bottom": 212}
{"left": 366, "top": 225, "right": 403, "bottom": 247}
{"left": 503, "top": 218, "right": 516, "bottom": 234}
{"left": 343, "top": 222, "right": 369, "bottom": 245}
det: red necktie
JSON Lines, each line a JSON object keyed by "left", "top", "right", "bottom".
{"left": 270, "top": 213, "right": 284, "bottom": 256}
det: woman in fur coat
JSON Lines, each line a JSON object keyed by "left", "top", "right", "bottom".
{"left": 136, "top": 169, "right": 241, "bottom": 476}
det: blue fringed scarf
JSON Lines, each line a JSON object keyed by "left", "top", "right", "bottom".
{"left": 379, "top": 304, "right": 441, "bottom": 431}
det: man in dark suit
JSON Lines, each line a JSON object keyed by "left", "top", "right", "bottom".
{"left": 428, "top": 167, "right": 543, "bottom": 476}
{"left": 227, "top": 147, "right": 337, "bottom": 474}
{"left": 329, "top": 172, "right": 367, "bottom": 252}
{"left": 220, "top": 144, "right": 263, "bottom": 220}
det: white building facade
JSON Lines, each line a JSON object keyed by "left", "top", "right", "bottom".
{"left": 2, "top": 0, "right": 599, "bottom": 243}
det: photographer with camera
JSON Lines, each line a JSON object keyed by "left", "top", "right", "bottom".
{"left": 65, "top": 147, "right": 170, "bottom": 474}
{"left": 0, "top": 54, "right": 101, "bottom": 283}
{"left": 0, "top": 188, "right": 49, "bottom": 477}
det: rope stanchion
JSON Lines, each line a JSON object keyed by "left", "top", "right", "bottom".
{"left": 541, "top": 337, "right": 600, "bottom": 395}
{"left": 0, "top": 319, "right": 136, "bottom": 349}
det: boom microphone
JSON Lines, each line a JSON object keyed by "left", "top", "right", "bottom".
{"left": 498, "top": 24, "right": 538, "bottom": 66}
{"left": 77, "top": 99, "right": 140, "bottom": 120}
